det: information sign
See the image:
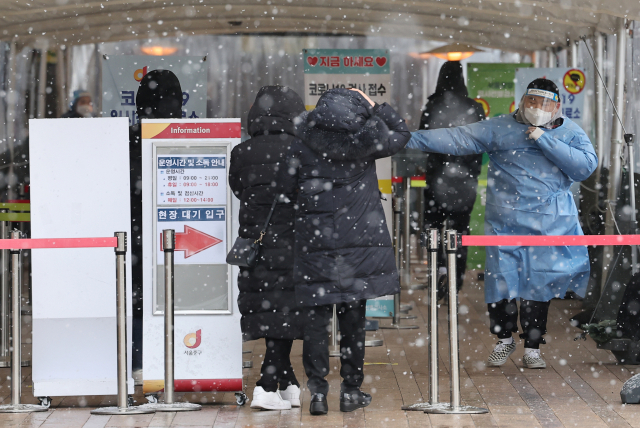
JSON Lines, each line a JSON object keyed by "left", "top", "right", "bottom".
{"left": 157, "top": 155, "right": 227, "bottom": 205}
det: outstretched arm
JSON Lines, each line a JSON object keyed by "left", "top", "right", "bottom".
{"left": 528, "top": 127, "right": 597, "bottom": 182}
{"left": 407, "top": 120, "right": 495, "bottom": 155}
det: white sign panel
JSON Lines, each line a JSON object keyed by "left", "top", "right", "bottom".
{"left": 30, "top": 117, "right": 133, "bottom": 396}
{"left": 157, "top": 155, "right": 227, "bottom": 205}
{"left": 142, "top": 119, "right": 242, "bottom": 394}
{"left": 102, "top": 55, "right": 207, "bottom": 126}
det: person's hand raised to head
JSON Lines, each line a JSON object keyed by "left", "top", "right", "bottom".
{"left": 349, "top": 88, "right": 375, "bottom": 107}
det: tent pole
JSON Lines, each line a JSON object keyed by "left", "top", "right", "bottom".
{"left": 6, "top": 41, "right": 17, "bottom": 201}
{"left": 595, "top": 33, "right": 605, "bottom": 203}
{"left": 571, "top": 40, "right": 578, "bottom": 68}
{"left": 602, "top": 18, "right": 628, "bottom": 291}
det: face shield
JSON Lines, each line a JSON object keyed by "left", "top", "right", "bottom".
{"left": 518, "top": 88, "right": 562, "bottom": 128}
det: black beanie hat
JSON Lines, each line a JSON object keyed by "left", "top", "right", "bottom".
{"left": 527, "top": 78, "right": 559, "bottom": 98}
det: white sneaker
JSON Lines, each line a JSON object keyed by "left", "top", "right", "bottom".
{"left": 487, "top": 340, "right": 516, "bottom": 367}
{"left": 250, "top": 386, "right": 292, "bottom": 410}
{"left": 523, "top": 349, "right": 546, "bottom": 369}
{"left": 279, "top": 385, "right": 301, "bottom": 407}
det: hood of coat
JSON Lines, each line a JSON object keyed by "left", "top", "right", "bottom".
{"left": 431, "top": 61, "right": 468, "bottom": 99}
{"left": 136, "top": 70, "right": 183, "bottom": 120}
{"left": 296, "top": 88, "right": 390, "bottom": 161}
{"left": 248, "top": 86, "right": 305, "bottom": 137}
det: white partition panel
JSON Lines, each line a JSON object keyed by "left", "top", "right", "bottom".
{"left": 29, "top": 117, "right": 133, "bottom": 397}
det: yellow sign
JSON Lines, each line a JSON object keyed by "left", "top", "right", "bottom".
{"left": 564, "top": 69, "right": 586, "bottom": 95}
{"left": 475, "top": 98, "right": 490, "bottom": 117}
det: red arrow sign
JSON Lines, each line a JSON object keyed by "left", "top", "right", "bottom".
{"left": 160, "top": 226, "right": 222, "bottom": 258}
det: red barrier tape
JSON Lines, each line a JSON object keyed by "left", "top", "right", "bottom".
{"left": 0, "top": 237, "right": 118, "bottom": 250}
{"left": 461, "top": 235, "right": 640, "bottom": 247}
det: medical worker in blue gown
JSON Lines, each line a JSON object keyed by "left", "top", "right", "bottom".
{"left": 407, "top": 78, "right": 597, "bottom": 369}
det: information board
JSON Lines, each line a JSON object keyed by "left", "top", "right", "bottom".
{"left": 142, "top": 119, "right": 243, "bottom": 395}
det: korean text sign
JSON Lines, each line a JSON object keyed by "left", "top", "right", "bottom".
{"left": 303, "top": 49, "right": 391, "bottom": 110}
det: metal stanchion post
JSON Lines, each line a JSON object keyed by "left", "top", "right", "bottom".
{"left": 0, "top": 231, "right": 47, "bottom": 413}
{"left": 0, "top": 212, "right": 9, "bottom": 367}
{"left": 382, "top": 194, "right": 417, "bottom": 330}
{"left": 329, "top": 305, "right": 341, "bottom": 357}
{"left": 141, "top": 230, "right": 201, "bottom": 412}
{"left": 406, "top": 179, "right": 426, "bottom": 292}
{"left": 92, "top": 232, "right": 153, "bottom": 415}
{"left": 423, "top": 230, "right": 487, "bottom": 414}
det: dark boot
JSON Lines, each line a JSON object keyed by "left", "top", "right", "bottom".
{"left": 309, "top": 393, "right": 328, "bottom": 415}
{"left": 340, "top": 390, "right": 372, "bottom": 412}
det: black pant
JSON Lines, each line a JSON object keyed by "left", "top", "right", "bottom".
{"left": 303, "top": 300, "right": 367, "bottom": 395}
{"left": 488, "top": 298, "right": 551, "bottom": 349}
{"left": 423, "top": 204, "right": 472, "bottom": 289}
{"left": 255, "top": 338, "right": 300, "bottom": 393}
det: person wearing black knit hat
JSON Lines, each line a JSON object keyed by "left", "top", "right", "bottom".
{"left": 407, "top": 77, "right": 597, "bottom": 370}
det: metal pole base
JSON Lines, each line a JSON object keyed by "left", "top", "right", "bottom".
{"left": 402, "top": 402, "right": 450, "bottom": 411}
{"left": 0, "top": 360, "right": 30, "bottom": 367}
{"left": 139, "top": 402, "right": 201, "bottom": 412}
{"left": 424, "top": 404, "right": 489, "bottom": 414}
{"left": 242, "top": 350, "right": 251, "bottom": 354}
{"left": 0, "top": 404, "right": 48, "bottom": 413}
{"left": 399, "top": 314, "right": 417, "bottom": 320}
{"left": 379, "top": 324, "right": 418, "bottom": 330}
{"left": 242, "top": 361, "right": 253, "bottom": 368}
{"left": 365, "top": 339, "right": 383, "bottom": 347}
{"left": 410, "top": 284, "right": 427, "bottom": 291}
{"left": 329, "top": 347, "right": 341, "bottom": 357}
{"left": 399, "top": 304, "right": 412, "bottom": 313}
{"left": 91, "top": 406, "right": 154, "bottom": 415}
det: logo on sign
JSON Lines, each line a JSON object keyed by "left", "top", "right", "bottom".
{"left": 475, "top": 98, "right": 490, "bottom": 117}
{"left": 184, "top": 329, "right": 202, "bottom": 349}
{"left": 134, "top": 66, "right": 148, "bottom": 82}
{"left": 563, "top": 69, "right": 585, "bottom": 95}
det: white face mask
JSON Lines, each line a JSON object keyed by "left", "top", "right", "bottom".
{"left": 77, "top": 104, "right": 93, "bottom": 118}
{"left": 524, "top": 107, "right": 553, "bottom": 126}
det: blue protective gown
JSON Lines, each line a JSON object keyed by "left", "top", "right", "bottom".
{"left": 407, "top": 114, "right": 598, "bottom": 303}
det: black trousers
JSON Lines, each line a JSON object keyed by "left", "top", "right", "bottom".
{"left": 423, "top": 205, "right": 472, "bottom": 289}
{"left": 255, "top": 338, "right": 300, "bottom": 393}
{"left": 488, "top": 298, "right": 551, "bottom": 349}
{"left": 303, "top": 300, "right": 367, "bottom": 395}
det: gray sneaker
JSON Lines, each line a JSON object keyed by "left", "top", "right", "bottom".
{"left": 523, "top": 350, "right": 546, "bottom": 369}
{"left": 487, "top": 341, "right": 516, "bottom": 367}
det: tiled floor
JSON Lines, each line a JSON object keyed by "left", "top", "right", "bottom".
{"left": 1, "top": 268, "right": 639, "bottom": 427}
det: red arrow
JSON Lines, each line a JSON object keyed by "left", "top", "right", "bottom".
{"left": 160, "top": 226, "right": 222, "bottom": 258}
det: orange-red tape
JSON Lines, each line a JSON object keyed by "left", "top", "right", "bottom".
{"left": 0, "top": 237, "right": 118, "bottom": 250}
{"left": 461, "top": 235, "right": 640, "bottom": 247}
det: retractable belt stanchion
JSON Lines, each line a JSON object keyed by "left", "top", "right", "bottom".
{"left": 141, "top": 230, "right": 201, "bottom": 412}
{"left": 0, "top": 231, "right": 47, "bottom": 413}
{"left": 427, "top": 230, "right": 487, "bottom": 414}
{"left": 329, "top": 305, "right": 341, "bottom": 357}
{"left": 403, "top": 229, "right": 448, "bottom": 411}
{"left": 381, "top": 192, "right": 417, "bottom": 330}
{"left": 92, "top": 232, "right": 153, "bottom": 415}
{"left": 0, "top": 211, "right": 9, "bottom": 367}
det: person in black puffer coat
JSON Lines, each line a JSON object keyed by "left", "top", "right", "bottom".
{"left": 279, "top": 88, "right": 410, "bottom": 414}
{"left": 229, "top": 86, "right": 305, "bottom": 410}
{"left": 419, "top": 61, "right": 485, "bottom": 298}
{"left": 129, "top": 70, "right": 183, "bottom": 372}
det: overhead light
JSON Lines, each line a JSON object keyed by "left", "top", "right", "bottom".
{"left": 141, "top": 45, "right": 179, "bottom": 56}
{"left": 410, "top": 43, "right": 483, "bottom": 61}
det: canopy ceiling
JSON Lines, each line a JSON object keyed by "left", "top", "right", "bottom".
{"left": 0, "top": 0, "right": 637, "bottom": 51}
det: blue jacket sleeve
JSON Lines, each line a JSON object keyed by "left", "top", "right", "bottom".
{"left": 406, "top": 120, "right": 494, "bottom": 155}
{"left": 534, "top": 128, "right": 597, "bottom": 182}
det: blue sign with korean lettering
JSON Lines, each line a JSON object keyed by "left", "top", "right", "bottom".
{"left": 158, "top": 157, "right": 225, "bottom": 169}
{"left": 158, "top": 208, "right": 225, "bottom": 222}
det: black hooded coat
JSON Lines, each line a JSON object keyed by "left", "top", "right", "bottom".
{"left": 228, "top": 86, "right": 305, "bottom": 341}
{"left": 129, "top": 70, "right": 182, "bottom": 368}
{"left": 420, "top": 61, "right": 485, "bottom": 212}
{"left": 280, "top": 88, "right": 410, "bottom": 307}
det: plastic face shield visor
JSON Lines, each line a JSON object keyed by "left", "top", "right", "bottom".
{"left": 523, "top": 88, "right": 559, "bottom": 113}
